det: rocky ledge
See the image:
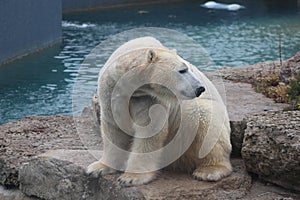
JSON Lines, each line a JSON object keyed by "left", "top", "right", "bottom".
{"left": 19, "top": 150, "right": 251, "bottom": 200}
{"left": 0, "top": 113, "right": 103, "bottom": 189}
{"left": 217, "top": 51, "right": 300, "bottom": 85}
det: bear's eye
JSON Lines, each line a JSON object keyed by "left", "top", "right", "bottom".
{"left": 178, "top": 68, "right": 188, "bottom": 74}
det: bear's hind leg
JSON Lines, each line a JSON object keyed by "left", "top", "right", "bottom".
{"left": 117, "top": 136, "right": 161, "bottom": 186}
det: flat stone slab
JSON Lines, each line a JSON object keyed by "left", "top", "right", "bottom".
{"left": 218, "top": 80, "right": 289, "bottom": 121}
{"left": 19, "top": 150, "right": 252, "bottom": 200}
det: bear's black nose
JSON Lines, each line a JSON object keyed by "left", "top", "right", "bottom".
{"left": 195, "top": 86, "right": 205, "bottom": 97}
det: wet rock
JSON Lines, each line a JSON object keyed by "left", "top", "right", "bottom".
{"left": 19, "top": 150, "right": 252, "bottom": 200}
{"left": 242, "top": 111, "right": 300, "bottom": 191}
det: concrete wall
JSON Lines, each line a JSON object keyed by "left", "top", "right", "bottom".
{"left": 62, "top": 0, "right": 166, "bottom": 12}
{"left": 0, "top": 0, "right": 172, "bottom": 65}
{"left": 0, "top": 0, "right": 62, "bottom": 65}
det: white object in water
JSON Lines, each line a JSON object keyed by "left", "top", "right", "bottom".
{"left": 202, "top": 1, "right": 245, "bottom": 11}
{"left": 62, "top": 21, "right": 96, "bottom": 28}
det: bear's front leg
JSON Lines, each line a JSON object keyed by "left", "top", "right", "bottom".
{"left": 191, "top": 105, "right": 232, "bottom": 182}
{"left": 117, "top": 127, "right": 168, "bottom": 187}
{"left": 87, "top": 122, "right": 131, "bottom": 177}
{"left": 86, "top": 136, "right": 120, "bottom": 177}
{"left": 193, "top": 141, "right": 232, "bottom": 181}
{"left": 192, "top": 163, "right": 232, "bottom": 181}
{"left": 117, "top": 171, "right": 157, "bottom": 186}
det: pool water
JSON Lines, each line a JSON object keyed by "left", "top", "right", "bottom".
{"left": 1, "top": 0, "right": 300, "bottom": 124}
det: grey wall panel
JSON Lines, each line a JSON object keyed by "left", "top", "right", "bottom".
{"left": 0, "top": 0, "right": 62, "bottom": 65}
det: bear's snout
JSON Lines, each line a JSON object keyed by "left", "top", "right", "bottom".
{"left": 195, "top": 86, "right": 205, "bottom": 97}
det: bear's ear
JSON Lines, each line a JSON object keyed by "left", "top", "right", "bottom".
{"left": 171, "top": 49, "right": 177, "bottom": 54}
{"left": 147, "top": 49, "right": 157, "bottom": 63}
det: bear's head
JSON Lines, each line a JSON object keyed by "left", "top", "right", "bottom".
{"left": 134, "top": 48, "right": 205, "bottom": 101}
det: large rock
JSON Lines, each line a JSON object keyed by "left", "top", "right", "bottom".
{"left": 19, "top": 150, "right": 252, "bottom": 200}
{"left": 242, "top": 111, "right": 300, "bottom": 191}
{"left": 0, "top": 115, "right": 89, "bottom": 187}
{"left": 0, "top": 186, "right": 39, "bottom": 200}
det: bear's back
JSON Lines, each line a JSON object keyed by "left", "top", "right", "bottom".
{"left": 105, "top": 37, "right": 166, "bottom": 68}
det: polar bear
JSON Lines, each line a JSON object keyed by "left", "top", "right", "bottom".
{"left": 87, "top": 37, "right": 232, "bottom": 186}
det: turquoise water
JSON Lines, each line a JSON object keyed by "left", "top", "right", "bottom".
{"left": 1, "top": 0, "right": 300, "bottom": 124}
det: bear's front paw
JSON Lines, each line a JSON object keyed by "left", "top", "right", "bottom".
{"left": 86, "top": 161, "right": 117, "bottom": 177}
{"left": 192, "top": 165, "right": 232, "bottom": 181}
{"left": 117, "top": 172, "right": 156, "bottom": 187}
